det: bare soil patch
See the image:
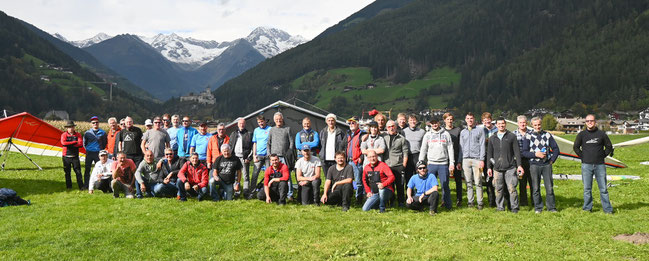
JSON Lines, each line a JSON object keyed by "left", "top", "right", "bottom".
{"left": 613, "top": 233, "right": 649, "bottom": 245}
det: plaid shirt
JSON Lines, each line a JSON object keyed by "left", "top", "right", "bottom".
{"left": 513, "top": 128, "right": 533, "bottom": 152}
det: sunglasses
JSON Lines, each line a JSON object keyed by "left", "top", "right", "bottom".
{"left": 154, "top": 122, "right": 161, "bottom": 124}
{"left": 585, "top": 120, "right": 595, "bottom": 122}
{"left": 163, "top": 119, "right": 170, "bottom": 122}
{"left": 91, "top": 122, "right": 99, "bottom": 124}
{"left": 183, "top": 120, "right": 190, "bottom": 123}
{"left": 417, "top": 167, "right": 427, "bottom": 170}
{"left": 302, "top": 149, "right": 310, "bottom": 152}
{"left": 165, "top": 153, "right": 174, "bottom": 156}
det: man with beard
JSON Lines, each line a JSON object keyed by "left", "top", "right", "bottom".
{"left": 321, "top": 152, "right": 354, "bottom": 211}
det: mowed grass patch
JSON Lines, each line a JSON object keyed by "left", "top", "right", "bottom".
{"left": 1, "top": 138, "right": 649, "bottom": 259}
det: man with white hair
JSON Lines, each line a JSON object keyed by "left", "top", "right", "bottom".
{"left": 206, "top": 123, "right": 230, "bottom": 169}
{"left": 229, "top": 118, "right": 253, "bottom": 197}
{"left": 382, "top": 120, "right": 409, "bottom": 207}
{"left": 166, "top": 114, "right": 181, "bottom": 156}
{"left": 209, "top": 144, "right": 242, "bottom": 201}
{"left": 106, "top": 117, "right": 121, "bottom": 158}
{"left": 513, "top": 115, "right": 533, "bottom": 207}
{"left": 522, "top": 116, "right": 560, "bottom": 213}
{"left": 267, "top": 112, "right": 295, "bottom": 199}
{"left": 319, "top": 113, "right": 346, "bottom": 174}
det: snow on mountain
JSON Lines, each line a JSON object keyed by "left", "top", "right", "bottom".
{"left": 70, "top": 33, "right": 113, "bottom": 48}
{"left": 138, "top": 33, "right": 232, "bottom": 70}
{"left": 245, "top": 27, "right": 306, "bottom": 58}
{"left": 53, "top": 33, "right": 68, "bottom": 42}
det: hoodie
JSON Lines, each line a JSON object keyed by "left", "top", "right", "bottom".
{"left": 418, "top": 128, "right": 454, "bottom": 165}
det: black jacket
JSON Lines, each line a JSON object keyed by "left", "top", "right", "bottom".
{"left": 319, "top": 127, "right": 347, "bottom": 161}
{"left": 229, "top": 128, "right": 253, "bottom": 161}
{"left": 487, "top": 130, "right": 522, "bottom": 172}
{"left": 573, "top": 127, "right": 612, "bottom": 164}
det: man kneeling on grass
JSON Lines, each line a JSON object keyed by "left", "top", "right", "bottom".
{"left": 135, "top": 150, "right": 178, "bottom": 198}
{"left": 257, "top": 154, "right": 289, "bottom": 205}
{"left": 362, "top": 150, "right": 395, "bottom": 213}
{"left": 111, "top": 152, "right": 136, "bottom": 198}
{"left": 295, "top": 144, "right": 322, "bottom": 205}
{"left": 89, "top": 150, "right": 113, "bottom": 194}
{"left": 406, "top": 161, "right": 440, "bottom": 216}
{"left": 209, "top": 144, "right": 242, "bottom": 201}
{"left": 321, "top": 151, "right": 354, "bottom": 211}
{"left": 177, "top": 153, "right": 209, "bottom": 201}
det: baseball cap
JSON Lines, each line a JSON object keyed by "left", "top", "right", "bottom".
{"left": 347, "top": 116, "right": 358, "bottom": 123}
{"left": 99, "top": 150, "right": 108, "bottom": 156}
{"left": 301, "top": 144, "right": 311, "bottom": 151}
{"left": 89, "top": 116, "right": 99, "bottom": 122}
{"left": 145, "top": 119, "right": 153, "bottom": 126}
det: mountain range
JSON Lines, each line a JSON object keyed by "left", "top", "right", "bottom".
{"left": 51, "top": 27, "right": 305, "bottom": 99}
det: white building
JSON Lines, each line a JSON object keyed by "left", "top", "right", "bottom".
{"left": 180, "top": 88, "right": 215, "bottom": 105}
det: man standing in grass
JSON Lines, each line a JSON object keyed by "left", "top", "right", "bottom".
{"left": 190, "top": 122, "right": 212, "bottom": 166}
{"left": 111, "top": 152, "right": 137, "bottom": 198}
{"left": 403, "top": 114, "right": 426, "bottom": 201}
{"left": 573, "top": 114, "right": 614, "bottom": 214}
{"left": 60, "top": 120, "right": 84, "bottom": 190}
{"left": 443, "top": 112, "right": 463, "bottom": 207}
{"left": 382, "top": 120, "right": 409, "bottom": 207}
{"left": 320, "top": 113, "right": 346, "bottom": 175}
{"left": 106, "top": 117, "right": 121, "bottom": 158}
{"left": 295, "top": 145, "right": 322, "bottom": 205}
{"left": 459, "top": 113, "right": 485, "bottom": 209}
{"left": 346, "top": 116, "right": 365, "bottom": 203}
{"left": 267, "top": 112, "right": 294, "bottom": 199}
{"left": 522, "top": 117, "right": 560, "bottom": 213}
{"left": 258, "top": 154, "right": 290, "bottom": 205}
{"left": 118, "top": 116, "right": 144, "bottom": 166}
{"left": 166, "top": 115, "right": 181, "bottom": 157}
{"left": 362, "top": 150, "right": 395, "bottom": 213}
{"left": 486, "top": 118, "right": 524, "bottom": 213}
{"left": 321, "top": 152, "right": 354, "bottom": 211}
{"left": 206, "top": 123, "right": 229, "bottom": 169}
{"left": 513, "top": 115, "right": 533, "bottom": 207}
{"left": 177, "top": 153, "right": 209, "bottom": 201}
{"left": 418, "top": 117, "right": 454, "bottom": 211}
{"left": 406, "top": 162, "right": 439, "bottom": 216}
{"left": 83, "top": 116, "right": 107, "bottom": 189}
{"left": 229, "top": 118, "right": 253, "bottom": 197}
{"left": 209, "top": 144, "right": 242, "bottom": 201}
{"left": 296, "top": 117, "right": 320, "bottom": 158}
{"left": 176, "top": 116, "right": 199, "bottom": 165}
{"left": 141, "top": 116, "right": 170, "bottom": 161}
{"left": 480, "top": 112, "right": 499, "bottom": 208}
{"left": 250, "top": 115, "right": 271, "bottom": 198}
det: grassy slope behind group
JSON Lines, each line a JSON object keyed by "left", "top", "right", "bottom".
{"left": 0, "top": 135, "right": 648, "bottom": 259}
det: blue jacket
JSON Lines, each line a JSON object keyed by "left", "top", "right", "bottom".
{"left": 177, "top": 127, "right": 199, "bottom": 157}
{"left": 83, "top": 128, "right": 107, "bottom": 152}
{"left": 295, "top": 128, "right": 320, "bottom": 155}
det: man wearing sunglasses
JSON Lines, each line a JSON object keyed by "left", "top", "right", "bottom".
{"left": 156, "top": 148, "right": 182, "bottom": 196}
{"left": 176, "top": 116, "right": 199, "bottom": 165}
{"left": 141, "top": 116, "right": 170, "bottom": 160}
{"left": 166, "top": 115, "right": 181, "bottom": 156}
{"left": 83, "top": 116, "right": 107, "bottom": 189}
{"left": 406, "top": 162, "right": 439, "bottom": 216}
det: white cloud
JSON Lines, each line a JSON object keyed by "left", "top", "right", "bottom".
{"left": 1, "top": 0, "right": 374, "bottom": 41}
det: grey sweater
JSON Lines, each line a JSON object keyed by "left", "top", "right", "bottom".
{"left": 459, "top": 127, "right": 485, "bottom": 161}
{"left": 267, "top": 126, "right": 293, "bottom": 156}
{"left": 418, "top": 128, "right": 454, "bottom": 165}
{"left": 382, "top": 133, "right": 409, "bottom": 167}
{"left": 135, "top": 161, "right": 162, "bottom": 184}
{"left": 403, "top": 127, "right": 426, "bottom": 154}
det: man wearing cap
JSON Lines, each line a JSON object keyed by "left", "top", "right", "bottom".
{"left": 320, "top": 113, "right": 346, "bottom": 175}
{"left": 111, "top": 152, "right": 137, "bottom": 198}
{"left": 250, "top": 115, "right": 271, "bottom": 199}
{"left": 118, "top": 116, "right": 144, "bottom": 166}
{"left": 406, "top": 162, "right": 440, "bottom": 216}
{"left": 144, "top": 119, "right": 153, "bottom": 131}
{"left": 487, "top": 118, "right": 525, "bottom": 213}
{"left": 209, "top": 144, "right": 242, "bottom": 201}
{"left": 296, "top": 117, "right": 320, "bottom": 158}
{"left": 228, "top": 118, "right": 253, "bottom": 197}
{"left": 382, "top": 120, "right": 409, "bottom": 207}
{"left": 141, "top": 116, "right": 170, "bottom": 160}
{"left": 418, "top": 117, "right": 454, "bottom": 210}
{"left": 267, "top": 112, "right": 294, "bottom": 199}
{"left": 402, "top": 114, "right": 426, "bottom": 201}
{"left": 106, "top": 117, "right": 121, "bottom": 158}
{"left": 189, "top": 122, "right": 212, "bottom": 166}
{"left": 345, "top": 116, "right": 366, "bottom": 203}
{"left": 295, "top": 144, "right": 322, "bottom": 205}
{"left": 60, "top": 120, "right": 84, "bottom": 190}
{"left": 83, "top": 116, "right": 107, "bottom": 189}
{"left": 321, "top": 151, "right": 354, "bottom": 211}
{"left": 166, "top": 115, "right": 181, "bottom": 156}
{"left": 257, "top": 154, "right": 290, "bottom": 205}
{"left": 176, "top": 116, "right": 199, "bottom": 164}
{"left": 362, "top": 150, "right": 395, "bottom": 212}
{"left": 459, "top": 112, "right": 486, "bottom": 209}
{"left": 88, "top": 150, "right": 113, "bottom": 194}
{"left": 177, "top": 153, "right": 209, "bottom": 201}
{"left": 206, "top": 123, "right": 230, "bottom": 169}
{"left": 361, "top": 121, "right": 386, "bottom": 167}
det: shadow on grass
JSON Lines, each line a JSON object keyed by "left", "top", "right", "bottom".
{"left": 0, "top": 177, "right": 68, "bottom": 197}
{"left": 2, "top": 166, "right": 64, "bottom": 171}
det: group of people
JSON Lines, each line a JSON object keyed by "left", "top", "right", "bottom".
{"left": 59, "top": 111, "right": 614, "bottom": 214}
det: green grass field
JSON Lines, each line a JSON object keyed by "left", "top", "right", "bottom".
{"left": 1, "top": 135, "right": 649, "bottom": 260}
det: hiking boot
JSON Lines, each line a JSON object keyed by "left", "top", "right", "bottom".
{"left": 511, "top": 209, "right": 519, "bottom": 214}
{"left": 477, "top": 205, "right": 483, "bottom": 210}
{"left": 456, "top": 201, "right": 461, "bottom": 207}
{"left": 429, "top": 210, "right": 436, "bottom": 216}
{"left": 467, "top": 203, "right": 474, "bottom": 208}
{"left": 549, "top": 209, "right": 558, "bottom": 213}
{"left": 342, "top": 206, "right": 349, "bottom": 212}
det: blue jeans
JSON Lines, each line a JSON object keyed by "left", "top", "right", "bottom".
{"left": 176, "top": 180, "right": 209, "bottom": 201}
{"left": 209, "top": 177, "right": 235, "bottom": 201}
{"left": 152, "top": 183, "right": 178, "bottom": 197}
{"left": 135, "top": 181, "right": 154, "bottom": 198}
{"left": 362, "top": 188, "right": 393, "bottom": 212}
{"left": 349, "top": 161, "right": 363, "bottom": 199}
{"left": 278, "top": 157, "right": 294, "bottom": 198}
{"left": 428, "top": 164, "right": 451, "bottom": 209}
{"left": 581, "top": 164, "right": 613, "bottom": 213}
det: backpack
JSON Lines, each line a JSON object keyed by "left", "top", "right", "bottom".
{"left": 0, "top": 188, "right": 30, "bottom": 207}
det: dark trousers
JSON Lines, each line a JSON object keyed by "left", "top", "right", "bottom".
{"left": 62, "top": 156, "right": 83, "bottom": 189}
{"left": 127, "top": 154, "right": 144, "bottom": 167}
{"left": 484, "top": 164, "right": 509, "bottom": 208}
{"left": 404, "top": 153, "right": 419, "bottom": 194}
{"left": 323, "top": 160, "right": 336, "bottom": 176}
{"left": 324, "top": 183, "right": 353, "bottom": 208}
{"left": 453, "top": 169, "right": 463, "bottom": 204}
{"left": 390, "top": 165, "right": 405, "bottom": 206}
{"left": 84, "top": 151, "right": 100, "bottom": 187}
{"left": 97, "top": 178, "right": 113, "bottom": 193}
{"left": 176, "top": 181, "right": 208, "bottom": 201}
{"left": 257, "top": 181, "right": 288, "bottom": 205}
{"left": 519, "top": 160, "right": 532, "bottom": 206}
{"left": 299, "top": 178, "right": 321, "bottom": 205}
{"left": 407, "top": 191, "right": 439, "bottom": 213}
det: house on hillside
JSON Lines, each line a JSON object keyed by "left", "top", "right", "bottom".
{"left": 557, "top": 117, "right": 586, "bottom": 132}
{"left": 179, "top": 88, "right": 215, "bottom": 105}
{"left": 366, "top": 83, "right": 376, "bottom": 89}
{"left": 44, "top": 110, "right": 69, "bottom": 121}
{"left": 639, "top": 107, "right": 649, "bottom": 120}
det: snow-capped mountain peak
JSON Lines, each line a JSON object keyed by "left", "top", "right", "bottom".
{"left": 136, "top": 33, "right": 231, "bottom": 70}
{"left": 53, "top": 33, "right": 68, "bottom": 42}
{"left": 69, "top": 33, "right": 113, "bottom": 48}
{"left": 245, "top": 27, "right": 306, "bottom": 58}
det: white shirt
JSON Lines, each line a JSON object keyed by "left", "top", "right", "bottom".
{"left": 295, "top": 156, "right": 322, "bottom": 178}
{"left": 234, "top": 133, "right": 244, "bottom": 157}
{"left": 326, "top": 129, "right": 336, "bottom": 161}
{"left": 88, "top": 159, "right": 114, "bottom": 191}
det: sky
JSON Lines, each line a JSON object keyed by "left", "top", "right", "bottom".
{"left": 1, "top": 0, "right": 374, "bottom": 41}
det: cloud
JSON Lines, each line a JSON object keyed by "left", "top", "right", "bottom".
{"left": 1, "top": 0, "right": 374, "bottom": 41}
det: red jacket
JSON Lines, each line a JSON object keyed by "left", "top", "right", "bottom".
{"left": 60, "top": 131, "right": 83, "bottom": 157}
{"left": 263, "top": 162, "right": 290, "bottom": 186}
{"left": 106, "top": 127, "right": 121, "bottom": 154}
{"left": 178, "top": 161, "right": 209, "bottom": 188}
{"left": 206, "top": 134, "right": 230, "bottom": 164}
{"left": 362, "top": 161, "right": 395, "bottom": 193}
{"left": 346, "top": 129, "right": 364, "bottom": 164}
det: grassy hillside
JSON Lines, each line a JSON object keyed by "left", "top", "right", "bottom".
{"left": 1, "top": 136, "right": 648, "bottom": 259}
